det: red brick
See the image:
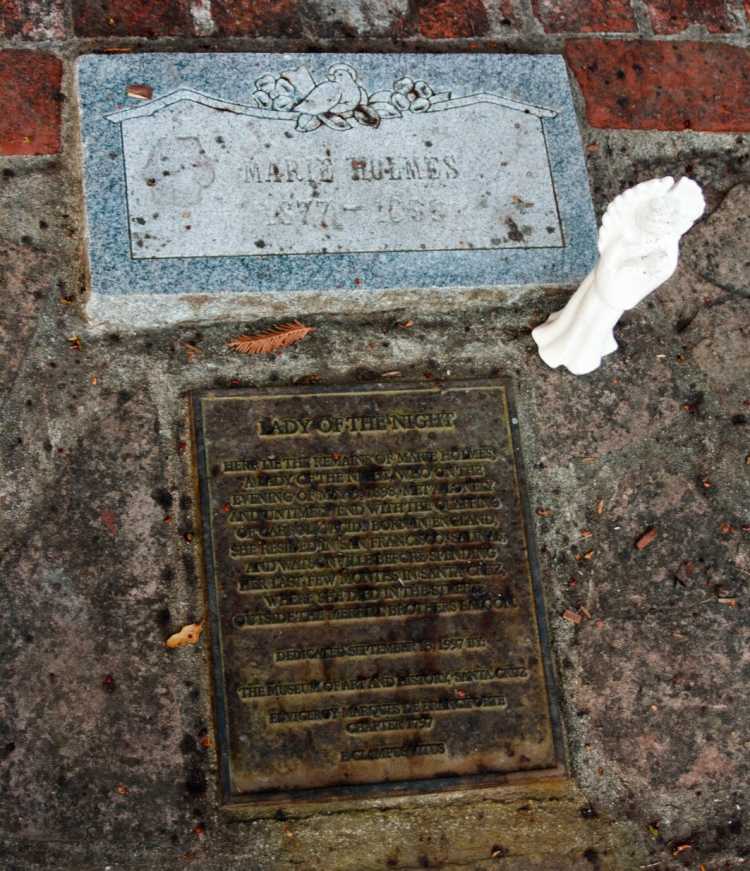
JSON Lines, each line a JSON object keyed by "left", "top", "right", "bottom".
{"left": 210, "top": 0, "right": 303, "bottom": 37}
{"left": 533, "top": 0, "right": 635, "bottom": 33}
{"left": 72, "top": 0, "right": 192, "bottom": 37}
{"left": 0, "top": 51, "right": 62, "bottom": 156}
{"left": 0, "top": 0, "right": 66, "bottom": 40}
{"left": 415, "top": 0, "right": 489, "bottom": 38}
{"left": 565, "top": 40, "right": 750, "bottom": 132}
{"left": 646, "top": 0, "right": 737, "bottom": 33}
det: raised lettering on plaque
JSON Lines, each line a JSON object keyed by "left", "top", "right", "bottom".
{"left": 191, "top": 381, "right": 563, "bottom": 813}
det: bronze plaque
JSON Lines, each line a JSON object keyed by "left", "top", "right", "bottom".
{"left": 191, "top": 380, "right": 563, "bottom": 813}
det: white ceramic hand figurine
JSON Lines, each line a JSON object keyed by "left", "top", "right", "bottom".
{"left": 532, "top": 176, "right": 705, "bottom": 375}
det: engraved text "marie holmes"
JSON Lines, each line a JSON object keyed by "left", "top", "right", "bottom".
{"left": 257, "top": 412, "right": 457, "bottom": 437}
{"left": 242, "top": 155, "right": 460, "bottom": 185}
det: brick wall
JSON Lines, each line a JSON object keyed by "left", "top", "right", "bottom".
{"left": 0, "top": 0, "right": 749, "bottom": 155}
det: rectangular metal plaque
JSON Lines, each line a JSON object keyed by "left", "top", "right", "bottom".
{"left": 78, "top": 53, "right": 597, "bottom": 328}
{"left": 192, "top": 380, "right": 563, "bottom": 813}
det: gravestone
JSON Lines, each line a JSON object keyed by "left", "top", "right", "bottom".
{"left": 77, "top": 53, "right": 597, "bottom": 328}
{"left": 192, "top": 380, "right": 564, "bottom": 815}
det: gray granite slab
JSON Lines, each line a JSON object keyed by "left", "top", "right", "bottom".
{"left": 76, "top": 53, "right": 597, "bottom": 328}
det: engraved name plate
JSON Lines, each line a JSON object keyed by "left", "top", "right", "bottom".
{"left": 109, "top": 83, "right": 561, "bottom": 259}
{"left": 77, "top": 54, "right": 597, "bottom": 328}
{"left": 191, "top": 381, "right": 564, "bottom": 814}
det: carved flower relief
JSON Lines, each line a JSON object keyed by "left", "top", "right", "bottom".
{"left": 250, "top": 65, "right": 449, "bottom": 132}
{"left": 390, "top": 77, "right": 435, "bottom": 113}
{"left": 252, "top": 72, "right": 296, "bottom": 112}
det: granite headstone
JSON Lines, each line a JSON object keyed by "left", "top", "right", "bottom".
{"left": 77, "top": 53, "right": 596, "bottom": 328}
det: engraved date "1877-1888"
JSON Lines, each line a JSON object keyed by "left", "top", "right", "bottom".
{"left": 269, "top": 197, "right": 454, "bottom": 229}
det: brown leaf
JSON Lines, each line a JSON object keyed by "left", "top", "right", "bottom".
{"left": 227, "top": 321, "right": 314, "bottom": 355}
{"left": 181, "top": 341, "right": 201, "bottom": 362}
{"left": 635, "top": 528, "right": 657, "bottom": 550}
{"left": 595, "top": 499, "right": 605, "bottom": 515}
{"left": 535, "top": 507, "right": 552, "bottom": 517}
{"left": 562, "top": 609, "right": 582, "bottom": 625}
{"left": 674, "top": 560, "right": 694, "bottom": 587}
{"left": 115, "top": 783, "right": 129, "bottom": 796}
{"left": 100, "top": 510, "right": 117, "bottom": 538}
{"left": 165, "top": 622, "right": 203, "bottom": 649}
{"left": 720, "top": 521, "right": 735, "bottom": 535}
{"left": 127, "top": 83, "right": 153, "bottom": 100}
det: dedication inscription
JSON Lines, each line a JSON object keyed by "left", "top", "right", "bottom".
{"left": 192, "top": 381, "right": 563, "bottom": 812}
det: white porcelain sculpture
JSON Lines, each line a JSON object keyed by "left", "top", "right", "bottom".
{"left": 532, "top": 176, "right": 705, "bottom": 375}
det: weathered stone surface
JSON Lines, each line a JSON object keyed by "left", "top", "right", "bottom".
{"left": 0, "top": 50, "right": 62, "bottom": 155}
{"left": 682, "top": 183, "right": 750, "bottom": 297}
{"left": 645, "top": 0, "right": 740, "bottom": 33}
{"left": 1, "top": 374, "right": 204, "bottom": 864}
{"left": 0, "top": 305, "right": 641, "bottom": 868}
{"left": 299, "top": 0, "right": 411, "bottom": 38}
{"left": 2, "top": 24, "right": 750, "bottom": 870}
{"left": 0, "top": 240, "right": 52, "bottom": 402}
{"left": 565, "top": 40, "right": 750, "bottom": 131}
{"left": 2, "top": 249, "right": 750, "bottom": 866}
{"left": 413, "top": 0, "right": 490, "bottom": 39}
{"left": 4, "top": 240, "right": 750, "bottom": 867}
{"left": 72, "top": 0, "right": 193, "bottom": 37}
{"left": 532, "top": 0, "right": 635, "bottom": 33}
{"left": 210, "top": 0, "right": 303, "bottom": 37}
{"left": 0, "top": 0, "right": 66, "bottom": 40}
{"left": 0, "top": 160, "right": 81, "bottom": 400}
